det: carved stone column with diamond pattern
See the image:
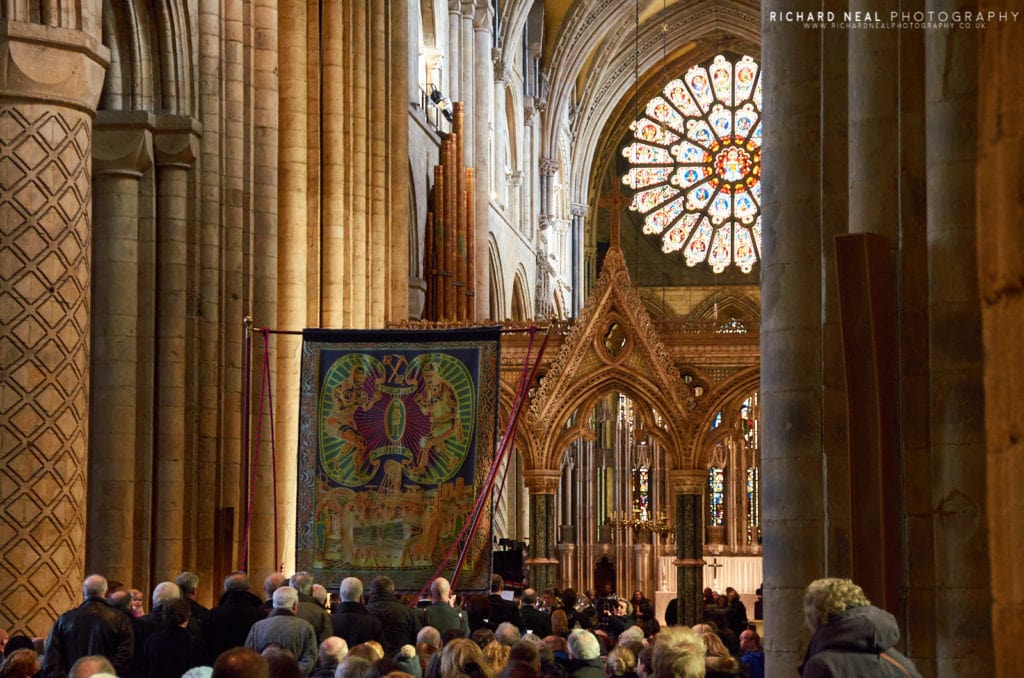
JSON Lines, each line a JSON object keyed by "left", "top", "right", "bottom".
{"left": 523, "top": 470, "right": 560, "bottom": 595}
{"left": 0, "top": 20, "right": 108, "bottom": 635}
{"left": 669, "top": 469, "right": 705, "bottom": 627}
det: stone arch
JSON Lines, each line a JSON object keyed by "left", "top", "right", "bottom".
{"left": 521, "top": 247, "right": 697, "bottom": 473}
{"left": 683, "top": 367, "right": 759, "bottom": 468}
{"left": 511, "top": 265, "right": 531, "bottom": 321}
{"left": 489, "top": 234, "right": 506, "bottom": 322}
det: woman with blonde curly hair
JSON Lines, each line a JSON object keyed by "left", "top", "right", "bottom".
{"left": 800, "top": 578, "right": 921, "bottom": 677}
{"left": 440, "top": 638, "right": 493, "bottom": 678}
{"left": 605, "top": 645, "right": 638, "bottom": 678}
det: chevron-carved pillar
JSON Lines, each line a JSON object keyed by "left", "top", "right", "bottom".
{"left": 0, "top": 21, "right": 108, "bottom": 635}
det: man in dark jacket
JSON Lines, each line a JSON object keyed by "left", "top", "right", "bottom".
{"left": 799, "top": 578, "right": 921, "bottom": 677}
{"left": 41, "top": 574, "right": 134, "bottom": 678}
{"left": 421, "top": 577, "right": 469, "bottom": 638}
{"left": 365, "top": 575, "right": 421, "bottom": 656}
{"left": 330, "top": 577, "right": 382, "bottom": 647}
{"left": 176, "top": 571, "right": 211, "bottom": 636}
{"left": 204, "top": 571, "right": 267, "bottom": 662}
{"left": 143, "top": 598, "right": 208, "bottom": 678}
{"left": 519, "top": 588, "right": 551, "bottom": 637}
{"left": 486, "top": 575, "right": 524, "bottom": 632}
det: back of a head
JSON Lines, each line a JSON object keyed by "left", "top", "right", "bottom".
{"left": 606, "top": 646, "right": 636, "bottom": 678}
{"left": 494, "top": 622, "right": 521, "bottom": 647}
{"left": 371, "top": 576, "right": 394, "bottom": 597}
{"left": 566, "top": 630, "right": 600, "bottom": 661}
{"left": 213, "top": 647, "right": 270, "bottom": 678}
{"left": 507, "top": 641, "right": 539, "bottom": 669}
{"left": 320, "top": 636, "right": 349, "bottom": 665}
{"left": 152, "top": 581, "right": 182, "bottom": 608}
{"left": 263, "top": 646, "right": 302, "bottom": 678}
{"left": 107, "top": 590, "right": 132, "bottom": 613}
{"left": 290, "top": 571, "right": 314, "bottom": 596}
{"left": 652, "top": 627, "right": 706, "bottom": 678}
{"left": 490, "top": 574, "right": 503, "bottom": 594}
{"left": 69, "top": 655, "right": 116, "bottom": 678}
{"left": 265, "top": 572, "right": 287, "bottom": 598}
{"left": 803, "top": 577, "right": 870, "bottom": 633}
{"left": 313, "top": 583, "right": 329, "bottom": 606}
{"left": 176, "top": 571, "right": 200, "bottom": 596}
{"left": 225, "top": 571, "right": 250, "bottom": 593}
{"left": 336, "top": 655, "right": 373, "bottom": 678}
{"left": 82, "top": 574, "right": 108, "bottom": 600}
{"left": 430, "top": 577, "right": 450, "bottom": 601}
{"left": 340, "top": 577, "right": 364, "bottom": 602}
{"left": 441, "top": 638, "right": 487, "bottom": 678}
{"left": 162, "top": 597, "right": 192, "bottom": 627}
{"left": 273, "top": 586, "right": 299, "bottom": 611}
{"left": 417, "top": 626, "right": 442, "bottom": 649}
{"left": 520, "top": 589, "right": 537, "bottom": 606}
{"left": 2, "top": 648, "right": 38, "bottom": 678}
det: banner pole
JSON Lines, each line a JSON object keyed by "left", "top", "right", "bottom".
{"left": 240, "top": 315, "right": 254, "bottom": 570}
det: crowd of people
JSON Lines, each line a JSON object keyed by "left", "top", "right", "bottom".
{"left": 0, "top": 572, "right": 919, "bottom": 677}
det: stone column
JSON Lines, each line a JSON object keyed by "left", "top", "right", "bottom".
{"left": 979, "top": 4, "right": 1024, "bottom": 674}
{"left": 569, "top": 203, "right": 587, "bottom": 316}
{"left": 152, "top": 116, "right": 200, "bottom": 580}
{"left": 447, "top": 1, "right": 462, "bottom": 101}
{"left": 634, "top": 543, "right": 651, "bottom": 595}
{"left": 472, "top": 1, "right": 492, "bottom": 320}
{"left": 669, "top": 470, "right": 704, "bottom": 627}
{"left": 523, "top": 469, "right": 560, "bottom": 594}
{"left": 925, "top": 1, "right": 990, "bottom": 675}
{"left": 848, "top": 0, "right": 898, "bottom": 239}
{"left": 88, "top": 112, "right": 154, "bottom": 583}
{"left": 0, "top": 20, "right": 108, "bottom": 635}
{"left": 460, "top": 0, "right": 475, "bottom": 162}
{"left": 760, "top": 0, "right": 827, "bottom": 672}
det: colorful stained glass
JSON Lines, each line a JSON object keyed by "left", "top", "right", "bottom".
{"left": 709, "top": 467, "right": 725, "bottom": 527}
{"left": 623, "top": 142, "right": 674, "bottom": 164}
{"left": 625, "top": 166, "right": 674, "bottom": 190}
{"left": 632, "top": 184, "right": 680, "bottom": 213}
{"left": 746, "top": 466, "right": 760, "bottom": 544}
{"left": 622, "top": 53, "right": 764, "bottom": 272}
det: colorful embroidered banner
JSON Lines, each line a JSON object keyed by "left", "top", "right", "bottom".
{"left": 296, "top": 327, "right": 500, "bottom": 592}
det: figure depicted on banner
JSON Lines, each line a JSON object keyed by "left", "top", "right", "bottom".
{"left": 413, "top": 360, "right": 464, "bottom": 470}
{"left": 327, "top": 363, "right": 381, "bottom": 471}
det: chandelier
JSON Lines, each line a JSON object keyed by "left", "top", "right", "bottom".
{"left": 610, "top": 506, "right": 674, "bottom": 538}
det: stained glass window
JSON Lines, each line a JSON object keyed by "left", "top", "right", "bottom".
{"left": 634, "top": 466, "right": 650, "bottom": 521}
{"left": 746, "top": 466, "right": 761, "bottom": 545}
{"left": 622, "top": 54, "right": 763, "bottom": 273}
{"left": 708, "top": 467, "right": 725, "bottom": 526}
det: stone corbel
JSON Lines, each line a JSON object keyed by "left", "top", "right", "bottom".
{"left": 154, "top": 115, "right": 202, "bottom": 168}
{"left": 92, "top": 111, "right": 155, "bottom": 177}
{"left": 538, "top": 157, "right": 560, "bottom": 176}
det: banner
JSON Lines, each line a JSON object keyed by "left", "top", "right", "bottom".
{"left": 295, "top": 327, "right": 500, "bottom": 592}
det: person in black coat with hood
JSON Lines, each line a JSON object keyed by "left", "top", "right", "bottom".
{"left": 203, "top": 572, "right": 267, "bottom": 662}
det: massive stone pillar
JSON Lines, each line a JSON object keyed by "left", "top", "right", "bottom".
{"left": 472, "top": 1, "right": 492, "bottom": 321}
{"left": 152, "top": 117, "right": 200, "bottom": 581}
{"left": 0, "top": 20, "right": 108, "bottom": 634}
{"left": 925, "top": 3, "right": 991, "bottom": 675}
{"left": 88, "top": 112, "right": 154, "bottom": 583}
{"left": 760, "top": 0, "right": 827, "bottom": 672}
{"left": 669, "top": 470, "right": 704, "bottom": 627}
{"left": 523, "top": 470, "right": 560, "bottom": 595}
{"left": 977, "top": 2, "right": 1023, "bottom": 674}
